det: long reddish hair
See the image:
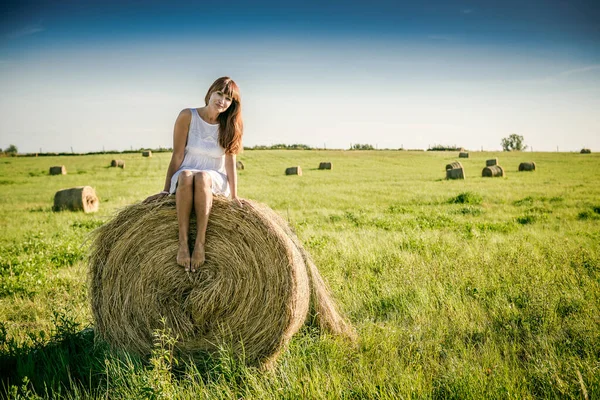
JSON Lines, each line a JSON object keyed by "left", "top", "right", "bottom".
{"left": 204, "top": 77, "right": 243, "bottom": 154}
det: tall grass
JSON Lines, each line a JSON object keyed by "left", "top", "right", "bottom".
{"left": 0, "top": 150, "right": 599, "bottom": 398}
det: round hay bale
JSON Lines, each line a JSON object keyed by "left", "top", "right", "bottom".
{"left": 518, "top": 162, "right": 536, "bottom": 171}
{"left": 88, "top": 197, "right": 353, "bottom": 367}
{"left": 486, "top": 158, "right": 498, "bottom": 167}
{"left": 482, "top": 165, "right": 505, "bottom": 177}
{"left": 445, "top": 161, "right": 463, "bottom": 171}
{"left": 53, "top": 186, "right": 99, "bottom": 212}
{"left": 318, "top": 162, "right": 332, "bottom": 170}
{"left": 142, "top": 151, "right": 152, "bottom": 157}
{"left": 110, "top": 160, "right": 125, "bottom": 168}
{"left": 580, "top": 148, "right": 591, "bottom": 154}
{"left": 49, "top": 165, "right": 67, "bottom": 175}
{"left": 446, "top": 166, "right": 465, "bottom": 180}
{"left": 285, "top": 166, "right": 302, "bottom": 176}
{"left": 459, "top": 152, "right": 469, "bottom": 158}
{"left": 236, "top": 160, "right": 244, "bottom": 170}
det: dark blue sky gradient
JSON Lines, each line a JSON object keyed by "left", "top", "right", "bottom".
{"left": 2, "top": 0, "right": 599, "bottom": 55}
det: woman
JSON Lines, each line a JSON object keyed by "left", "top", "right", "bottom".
{"left": 144, "top": 77, "right": 243, "bottom": 273}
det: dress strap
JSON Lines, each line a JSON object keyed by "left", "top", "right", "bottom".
{"left": 189, "top": 108, "right": 200, "bottom": 130}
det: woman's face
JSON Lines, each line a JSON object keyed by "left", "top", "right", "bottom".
{"left": 208, "top": 90, "right": 233, "bottom": 113}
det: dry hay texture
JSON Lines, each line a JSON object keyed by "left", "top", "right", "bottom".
{"left": 54, "top": 186, "right": 99, "bottom": 213}
{"left": 459, "top": 152, "right": 469, "bottom": 158}
{"left": 482, "top": 165, "right": 505, "bottom": 177}
{"left": 111, "top": 160, "right": 125, "bottom": 168}
{"left": 49, "top": 165, "right": 67, "bottom": 175}
{"left": 285, "top": 166, "right": 302, "bottom": 176}
{"left": 142, "top": 151, "right": 152, "bottom": 157}
{"left": 518, "top": 162, "right": 536, "bottom": 171}
{"left": 486, "top": 158, "right": 498, "bottom": 167}
{"left": 89, "top": 197, "right": 354, "bottom": 367}
{"left": 580, "top": 148, "right": 591, "bottom": 154}
{"left": 236, "top": 160, "right": 245, "bottom": 170}
{"left": 318, "top": 162, "right": 332, "bottom": 170}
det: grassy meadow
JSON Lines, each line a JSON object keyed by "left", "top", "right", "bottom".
{"left": 0, "top": 150, "right": 599, "bottom": 399}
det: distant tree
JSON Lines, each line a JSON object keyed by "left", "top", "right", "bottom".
{"left": 351, "top": 143, "right": 375, "bottom": 150}
{"left": 5, "top": 144, "right": 18, "bottom": 154}
{"left": 501, "top": 134, "right": 526, "bottom": 151}
{"left": 428, "top": 144, "right": 463, "bottom": 152}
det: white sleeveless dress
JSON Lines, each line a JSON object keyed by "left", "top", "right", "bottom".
{"left": 169, "top": 108, "right": 230, "bottom": 196}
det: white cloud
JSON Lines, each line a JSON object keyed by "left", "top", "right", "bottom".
{"left": 6, "top": 25, "right": 45, "bottom": 39}
{"left": 461, "top": 8, "right": 474, "bottom": 14}
{"left": 557, "top": 65, "right": 600, "bottom": 77}
{"left": 427, "top": 34, "right": 457, "bottom": 41}
{"left": 496, "top": 64, "right": 600, "bottom": 86}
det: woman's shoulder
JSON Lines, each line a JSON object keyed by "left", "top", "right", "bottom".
{"left": 175, "top": 108, "right": 193, "bottom": 123}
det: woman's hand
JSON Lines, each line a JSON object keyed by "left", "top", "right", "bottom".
{"left": 143, "top": 191, "right": 169, "bottom": 204}
{"left": 231, "top": 196, "right": 244, "bottom": 208}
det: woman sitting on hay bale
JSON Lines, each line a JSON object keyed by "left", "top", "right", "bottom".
{"left": 144, "top": 77, "right": 243, "bottom": 272}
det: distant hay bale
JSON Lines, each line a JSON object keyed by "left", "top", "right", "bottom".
{"left": 446, "top": 161, "right": 465, "bottom": 180}
{"left": 486, "top": 158, "right": 498, "bottom": 166}
{"left": 445, "top": 161, "right": 463, "bottom": 171}
{"left": 236, "top": 160, "right": 244, "bottom": 170}
{"left": 482, "top": 165, "right": 505, "bottom": 177}
{"left": 459, "top": 152, "right": 469, "bottom": 158}
{"left": 318, "top": 162, "right": 332, "bottom": 170}
{"left": 110, "top": 160, "right": 125, "bottom": 168}
{"left": 142, "top": 151, "right": 152, "bottom": 157}
{"left": 53, "top": 186, "right": 99, "bottom": 213}
{"left": 88, "top": 197, "right": 354, "bottom": 368}
{"left": 580, "top": 148, "right": 591, "bottom": 154}
{"left": 49, "top": 165, "right": 66, "bottom": 175}
{"left": 446, "top": 168, "right": 465, "bottom": 180}
{"left": 518, "top": 162, "right": 536, "bottom": 171}
{"left": 285, "top": 166, "right": 302, "bottom": 176}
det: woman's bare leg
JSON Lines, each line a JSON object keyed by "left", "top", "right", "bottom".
{"left": 176, "top": 171, "right": 194, "bottom": 271}
{"left": 190, "top": 171, "right": 213, "bottom": 272}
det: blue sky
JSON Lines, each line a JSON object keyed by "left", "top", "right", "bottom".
{"left": 1, "top": 0, "right": 599, "bottom": 152}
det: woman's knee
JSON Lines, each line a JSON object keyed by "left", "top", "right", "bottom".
{"left": 177, "top": 170, "right": 194, "bottom": 187}
{"left": 193, "top": 171, "right": 212, "bottom": 189}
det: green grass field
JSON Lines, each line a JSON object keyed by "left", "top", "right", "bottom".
{"left": 1, "top": 150, "right": 599, "bottom": 399}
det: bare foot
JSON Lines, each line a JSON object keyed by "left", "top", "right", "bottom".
{"left": 177, "top": 243, "right": 191, "bottom": 272}
{"left": 190, "top": 243, "right": 205, "bottom": 272}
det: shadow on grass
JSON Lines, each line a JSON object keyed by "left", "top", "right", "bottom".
{"left": 0, "top": 327, "right": 109, "bottom": 398}
{"left": 28, "top": 207, "right": 52, "bottom": 213}
{"left": 0, "top": 321, "right": 261, "bottom": 399}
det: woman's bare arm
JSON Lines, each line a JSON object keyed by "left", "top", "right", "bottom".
{"left": 224, "top": 153, "right": 242, "bottom": 205}
{"left": 162, "top": 109, "right": 191, "bottom": 192}
{"left": 143, "top": 109, "right": 190, "bottom": 203}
